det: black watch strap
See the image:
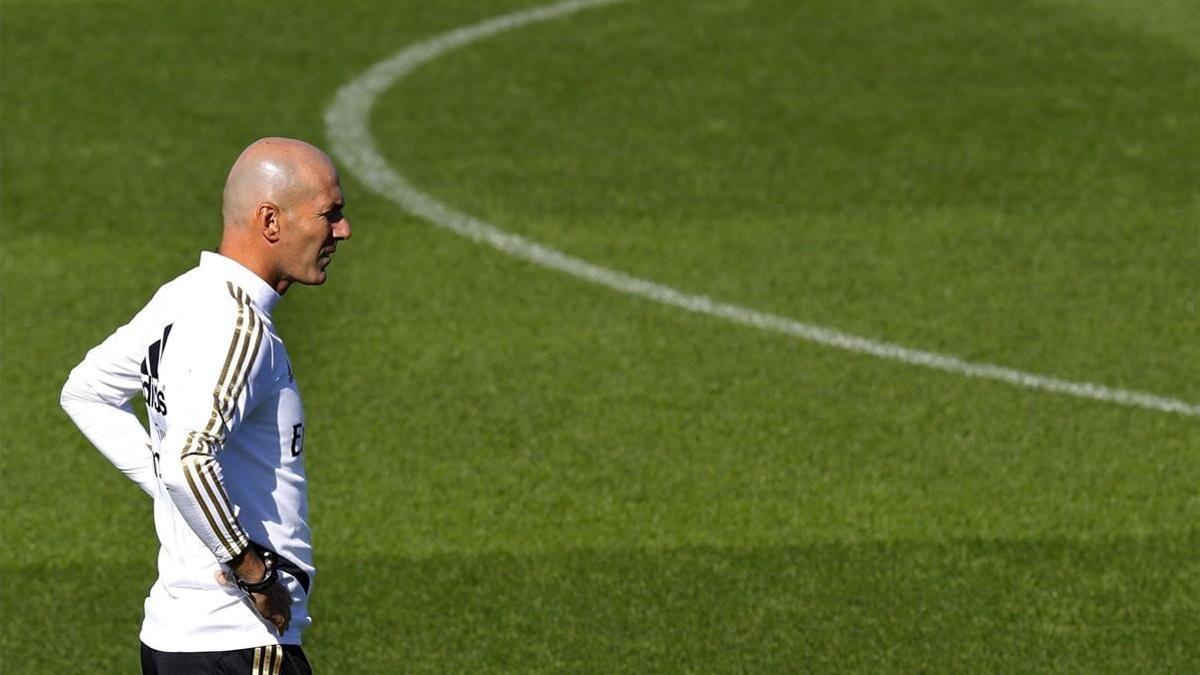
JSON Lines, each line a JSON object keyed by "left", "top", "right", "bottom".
{"left": 235, "top": 548, "right": 278, "bottom": 593}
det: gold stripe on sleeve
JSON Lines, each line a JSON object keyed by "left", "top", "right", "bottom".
{"left": 205, "top": 283, "right": 247, "bottom": 433}
{"left": 272, "top": 645, "right": 283, "bottom": 675}
{"left": 215, "top": 300, "right": 258, "bottom": 429}
{"left": 203, "top": 283, "right": 264, "bottom": 446}
{"left": 206, "top": 462, "right": 249, "bottom": 549}
{"left": 226, "top": 316, "right": 263, "bottom": 416}
{"left": 182, "top": 458, "right": 237, "bottom": 556}
{"left": 198, "top": 462, "right": 247, "bottom": 552}
{"left": 252, "top": 646, "right": 262, "bottom": 674}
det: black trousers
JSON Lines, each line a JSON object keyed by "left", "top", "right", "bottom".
{"left": 140, "top": 642, "right": 312, "bottom": 675}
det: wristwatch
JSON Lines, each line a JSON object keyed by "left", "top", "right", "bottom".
{"left": 235, "top": 548, "right": 278, "bottom": 593}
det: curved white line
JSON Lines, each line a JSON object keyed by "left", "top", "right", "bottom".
{"left": 325, "top": 0, "right": 1200, "bottom": 418}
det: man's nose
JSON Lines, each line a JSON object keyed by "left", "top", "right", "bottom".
{"left": 336, "top": 216, "right": 351, "bottom": 240}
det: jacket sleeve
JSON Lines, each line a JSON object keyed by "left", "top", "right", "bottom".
{"left": 61, "top": 314, "right": 157, "bottom": 497}
{"left": 155, "top": 285, "right": 266, "bottom": 563}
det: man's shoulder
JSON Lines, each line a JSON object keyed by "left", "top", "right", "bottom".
{"left": 148, "top": 265, "right": 252, "bottom": 325}
{"left": 150, "top": 266, "right": 274, "bottom": 375}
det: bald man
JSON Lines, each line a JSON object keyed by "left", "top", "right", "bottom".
{"left": 61, "top": 138, "right": 351, "bottom": 674}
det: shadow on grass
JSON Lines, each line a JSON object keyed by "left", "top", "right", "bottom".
{"left": 3, "top": 535, "right": 1196, "bottom": 672}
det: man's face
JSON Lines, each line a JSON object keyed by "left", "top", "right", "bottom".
{"left": 277, "top": 166, "right": 351, "bottom": 287}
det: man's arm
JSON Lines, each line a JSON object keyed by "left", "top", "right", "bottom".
{"left": 61, "top": 315, "right": 157, "bottom": 496}
{"left": 153, "top": 290, "right": 261, "bottom": 562}
{"left": 155, "top": 287, "right": 288, "bottom": 632}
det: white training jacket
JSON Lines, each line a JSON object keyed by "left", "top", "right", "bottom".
{"left": 61, "top": 251, "right": 314, "bottom": 652}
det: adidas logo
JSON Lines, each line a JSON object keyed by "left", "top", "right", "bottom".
{"left": 141, "top": 323, "right": 173, "bottom": 415}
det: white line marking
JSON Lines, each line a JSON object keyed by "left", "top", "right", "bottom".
{"left": 325, "top": 0, "right": 1200, "bottom": 418}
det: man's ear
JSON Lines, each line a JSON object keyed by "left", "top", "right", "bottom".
{"left": 256, "top": 202, "right": 282, "bottom": 243}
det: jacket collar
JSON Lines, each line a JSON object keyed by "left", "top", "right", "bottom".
{"left": 199, "top": 251, "right": 282, "bottom": 316}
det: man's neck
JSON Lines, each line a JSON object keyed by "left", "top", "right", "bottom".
{"left": 216, "top": 244, "right": 289, "bottom": 295}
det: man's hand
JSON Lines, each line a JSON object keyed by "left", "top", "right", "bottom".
{"left": 248, "top": 582, "right": 292, "bottom": 635}
{"left": 230, "top": 547, "right": 292, "bottom": 634}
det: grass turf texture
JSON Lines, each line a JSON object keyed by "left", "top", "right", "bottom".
{"left": 2, "top": 0, "right": 1197, "bottom": 671}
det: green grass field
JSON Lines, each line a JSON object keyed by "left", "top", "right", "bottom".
{"left": 2, "top": 0, "right": 1198, "bottom": 671}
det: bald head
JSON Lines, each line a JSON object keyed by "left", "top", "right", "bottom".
{"left": 217, "top": 137, "right": 351, "bottom": 294}
{"left": 222, "top": 137, "right": 337, "bottom": 229}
